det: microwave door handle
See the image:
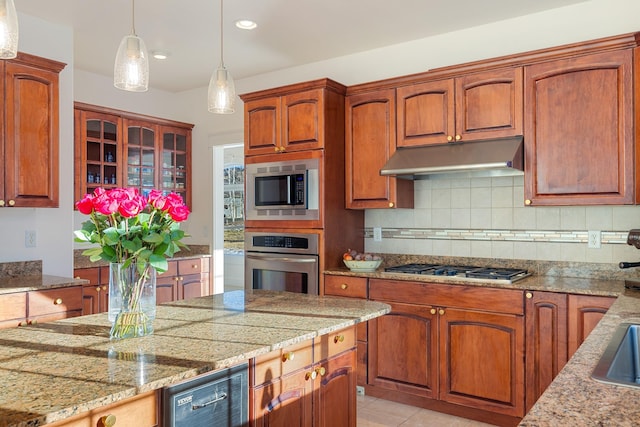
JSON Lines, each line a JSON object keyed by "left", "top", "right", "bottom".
{"left": 287, "top": 175, "right": 292, "bottom": 204}
{"left": 246, "top": 253, "right": 317, "bottom": 263}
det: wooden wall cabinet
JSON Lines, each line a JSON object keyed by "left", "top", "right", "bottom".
{"left": 524, "top": 49, "right": 633, "bottom": 206}
{"left": 368, "top": 279, "right": 525, "bottom": 419}
{"left": 345, "top": 88, "right": 413, "bottom": 209}
{"left": 396, "top": 67, "right": 523, "bottom": 147}
{"left": 74, "top": 103, "right": 193, "bottom": 208}
{"left": 242, "top": 80, "right": 346, "bottom": 157}
{"left": 1, "top": 53, "right": 65, "bottom": 208}
{"left": 250, "top": 326, "right": 357, "bottom": 427}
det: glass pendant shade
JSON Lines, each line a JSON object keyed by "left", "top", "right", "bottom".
{"left": 0, "top": 0, "right": 19, "bottom": 59}
{"left": 114, "top": 34, "right": 149, "bottom": 92}
{"left": 208, "top": 65, "right": 235, "bottom": 114}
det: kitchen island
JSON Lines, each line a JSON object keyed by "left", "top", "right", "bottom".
{"left": 0, "top": 290, "right": 390, "bottom": 427}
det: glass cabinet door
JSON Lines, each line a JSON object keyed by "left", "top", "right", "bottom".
{"left": 126, "top": 122, "right": 157, "bottom": 198}
{"left": 161, "top": 126, "right": 191, "bottom": 206}
{"left": 75, "top": 109, "right": 122, "bottom": 202}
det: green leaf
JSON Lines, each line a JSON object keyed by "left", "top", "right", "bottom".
{"left": 143, "top": 232, "right": 164, "bottom": 244}
{"left": 149, "top": 254, "right": 168, "bottom": 273}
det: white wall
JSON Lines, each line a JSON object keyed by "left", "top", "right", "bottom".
{"left": 2, "top": 0, "right": 640, "bottom": 276}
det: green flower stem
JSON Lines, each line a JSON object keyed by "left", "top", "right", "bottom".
{"left": 110, "top": 264, "right": 152, "bottom": 340}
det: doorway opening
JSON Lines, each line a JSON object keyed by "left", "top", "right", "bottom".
{"left": 222, "top": 143, "right": 244, "bottom": 292}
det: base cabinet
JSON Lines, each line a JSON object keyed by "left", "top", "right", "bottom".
{"left": 368, "top": 279, "right": 525, "bottom": 418}
{"left": 249, "top": 326, "right": 357, "bottom": 427}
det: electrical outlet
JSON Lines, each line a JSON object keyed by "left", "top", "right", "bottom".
{"left": 25, "top": 230, "right": 36, "bottom": 248}
{"left": 373, "top": 227, "right": 382, "bottom": 242}
{"left": 356, "top": 386, "right": 365, "bottom": 396}
{"left": 588, "top": 230, "right": 601, "bottom": 249}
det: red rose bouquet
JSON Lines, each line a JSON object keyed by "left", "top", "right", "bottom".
{"left": 74, "top": 187, "right": 190, "bottom": 339}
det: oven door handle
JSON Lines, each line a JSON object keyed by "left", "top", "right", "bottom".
{"left": 246, "top": 253, "right": 318, "bottom": 263}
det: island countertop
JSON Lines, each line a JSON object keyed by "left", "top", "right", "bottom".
{"left": 0, "top": 290, "right": 390, "bottom": 427}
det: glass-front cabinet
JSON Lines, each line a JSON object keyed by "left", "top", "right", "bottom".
{"left": 74, "top": 103, "right": 193, "bottom": 209}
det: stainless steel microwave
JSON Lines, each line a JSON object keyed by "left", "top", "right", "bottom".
{"left": 246, "top": 157, "right": 319, "bottom": 221}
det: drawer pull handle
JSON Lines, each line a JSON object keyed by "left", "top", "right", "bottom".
{"left": 192, "top": 264, "right": 198, "bottom": 269}
{"left": 316, "top": 366, "right": 326, "bottom": 377}
{"left": 526, "top": 292, "right": 533, "bottom": 299}
{"left": 430, "top": 308, "right": 436, "bottom": 315}
{"left": 334, "top": 335, "right": 345, "bottom": 344}
{"left": 192, "top": 392, "right": 228, "bottom": 410}
{"left": 438, "top": 309, "right": 445, "bottom": 315}
{"left": 54, "top": 298, "right": 63, "bottom": 305}
{"left": 306, "top": 370, "right": 317, "bottom": 380}
{"left": 282, "top": 351, "right": 295, "bottom": 362}
{"left": 8, "top": 200, "right": 15, "bottom": 206}
{"left": 341, "top": 283, "right": 348, "bottom": 290}
{"left": 100, "top": 414, "right": 116, "bottom": 427}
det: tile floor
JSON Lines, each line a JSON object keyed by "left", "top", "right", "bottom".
{"left": 357, "top": 395, "right": 498, "bottom": 427}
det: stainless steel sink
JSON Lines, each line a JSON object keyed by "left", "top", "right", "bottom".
{"left": 592, "top": 323, "right": 640, "bottom": 388}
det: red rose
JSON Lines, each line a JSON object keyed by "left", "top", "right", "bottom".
{"left": 75, "top": 194, "right": 94, "bottom": 214}
{"left": 148, "top": 190, "right": 168, "bottom": 210}
{"left": 118, "top": 199, "right": 143, "bottom": 218}
{"left": 168, "top": 204, "right": 190, "bottom": 222}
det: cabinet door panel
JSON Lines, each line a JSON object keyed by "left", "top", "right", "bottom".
{"left": 244, "top": 97, "right": 281, "bottom": 156}
{"left": 525, "top": 291, "right": 568, "bottom": 411}
{"left": 439, "top": 308, "right": 524, "bottom": 417}
{"left": 251, "top": 370, "right": 313, "bottom": 427}
{"left": 4, "top": 61, "right": 60, "bottom": 207}
{"left": 368, "top": 301, "right": 437, "bottom": 398}
{"left": 282, "top": 89, "right": 323, "bottom": 151}
{"left": 567, "top": 294, "right": 614, "bottom": 357}
{"left": 397, "top": 79, "right": 455, "bottom": 146}
{"left": 455, "top": 67, "right": 523, "bottom": 140}
{"left": 345, "top": 89, "right": 413, "bottom": 209}
{"left": 316, "top": 350, "right": 357, "bottom": 427}
{"left": 524, "top": 49, "right": 633, "bottom": 205}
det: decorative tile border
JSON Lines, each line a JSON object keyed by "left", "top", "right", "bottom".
{"left": 364, "top": 228, "right": 629, "bottom": 245}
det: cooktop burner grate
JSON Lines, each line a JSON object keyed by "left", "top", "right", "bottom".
{"left": 384, "top": 263, "right": 530, "bottom": 282}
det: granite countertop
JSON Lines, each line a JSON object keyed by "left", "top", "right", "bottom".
{"left": 0, "top": 290, "right": 390, "bottom": 427}
{"left": 0, "top": 275, "right": 87, "bottom": 294}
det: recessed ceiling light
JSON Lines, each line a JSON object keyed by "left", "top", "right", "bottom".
{"left": 235, "top": 19, "right": 257, "bottom": 30}
{"left": 152, "top": 51, "right": 169, "bottom": 60}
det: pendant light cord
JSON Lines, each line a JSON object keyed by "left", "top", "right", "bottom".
{"left": 131, "top": 0, "right": 137, "bottom": 36}
{"left": 219, "top": 0, "right": 225, "bottom": 67}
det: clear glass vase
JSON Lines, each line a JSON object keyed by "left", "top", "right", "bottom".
{"left": 108, "top": 262, "right": 156, "bottom": 340}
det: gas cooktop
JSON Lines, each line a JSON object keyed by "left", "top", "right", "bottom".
{"left": 384, "top": 263, "right": 530, "bottom": 283}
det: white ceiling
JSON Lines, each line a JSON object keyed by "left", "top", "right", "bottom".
{"left": 17, "top": 0, "right": 587, "bottom": 93}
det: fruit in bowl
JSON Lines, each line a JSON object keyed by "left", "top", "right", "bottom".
{"left": 343, "top": 249, "right": 382, "bottom": 272}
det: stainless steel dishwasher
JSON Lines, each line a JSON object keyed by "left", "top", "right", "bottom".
{"left": 163, "top": 362, "right": 248, "bottom": 426}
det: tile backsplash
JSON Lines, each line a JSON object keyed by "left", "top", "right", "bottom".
{"left": 365, "top": 176, "right": 640, "bottom": 265}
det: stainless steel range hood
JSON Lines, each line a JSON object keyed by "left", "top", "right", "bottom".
{"left": 380, "top": 136, "right": 524, "bottom": 180}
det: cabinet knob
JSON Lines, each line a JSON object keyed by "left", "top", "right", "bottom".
{"left": 388, "top": 202, "right": 394, "bottom": 208}
{"left": 274, "top": 146, "right": 279, "bottom": 152}
{"left": 525, "top": 199, "right": 532, "bottom": 206}
{"left": 96, "top": 286, "right": 101, "bottom": 292}
{"left": 100, "top": 414, "right": 117, "bottom": 427}
{"left": 341, "top": 283, "right": 348, "bottom": 290}
{"left": 75, "top": 276, "right": 80, "bottom": 279}
{"left": 0, "top": 200, "right": 4, "bottom": 206}
{"left": 8, "top": 200, "right": 15, "bottom": 206}
{"left": 282, "top": 351, "right": 295, "bottom": 362}
{"left": 526, "top": 292, "right": 533, "bottom": 299}
{"left": 334, "top": 334, "right": 345, "bottom": 344}
{"left": 430, "top": 308, "right": 436, "bottom": 315}
{"left": 306, "top": 370, "right": 317, "bottom": 381}
{"left": 447, "top": 135, "right": 453, "bottom": 142}
{"left": 316, "top": 367, "right": 326, "bottom": 377}
{"left": 54, "top": 298, "right": 63, "bottom": 305}
{"left": 438, "top": 309, "right": 445, "bottom": 315}
{"left": 191, "top": 264, "right": 198, "bottom": 269}
{"left": 455, "top": 135, "right": 461, "bottom": 141}
{"left": 102, "top": 285, "right": 108, "bottom": 291}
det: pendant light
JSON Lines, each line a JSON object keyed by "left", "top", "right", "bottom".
{"left": 0, "top": 0, "right": 18, "bottom": 59}
{"left": 208, "top": 0, "right": 235, "bottom": 114}
{"left": 114, "top": 0, "right": 149, "bottom": 92}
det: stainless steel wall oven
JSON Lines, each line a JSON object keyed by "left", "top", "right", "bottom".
{"left": 244, "top": 231, "right": 319, "bottom": 295}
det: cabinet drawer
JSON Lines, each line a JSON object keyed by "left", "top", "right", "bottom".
{"left": 28, "top": 287, "right": 83, "bottom": 317}
{"left": 178, "top": 258, "right": 203, "bottom": 275}
{"left": 251, "top": 340, "right": 314, "bottom": 386}
{"left": 315, "top": 326, "right": 356, "bottom": 360}
{"left": 74, "top": 267, "right": 100, "bottom": 285}
{"left": 324, "top": 275, "right": 367, "bottom": 298}
{"left": 369, "top": 279, "right": 524, "bottom": 315}
{"left": 0, "top": 292, "right": 26, "bottom": 322}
